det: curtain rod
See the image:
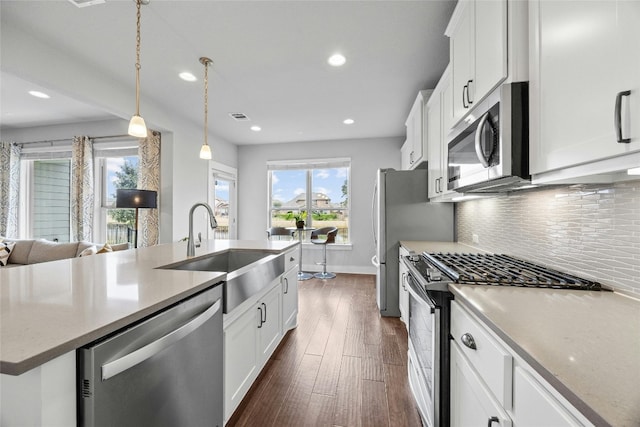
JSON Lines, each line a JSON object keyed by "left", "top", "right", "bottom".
{"left": 17, "top": 134, "right": 133, "bottom": 146}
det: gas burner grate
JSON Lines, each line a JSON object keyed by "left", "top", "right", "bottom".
{"left": 422, "top": 252, "right": 602, "bottom": 290}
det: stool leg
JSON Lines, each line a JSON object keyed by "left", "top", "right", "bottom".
{"left": 314, "top": 243, "right": 336, "bottom": 279}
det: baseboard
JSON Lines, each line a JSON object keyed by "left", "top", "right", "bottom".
{"left": 301, "top": 264, "right": 376, "bottom": 275}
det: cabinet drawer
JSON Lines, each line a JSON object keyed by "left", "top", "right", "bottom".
{"left": 284, "top": 248, "right": 298, "bottom": 272}
{"left": 450, "top": 301, "right": 513, "bottom": 408}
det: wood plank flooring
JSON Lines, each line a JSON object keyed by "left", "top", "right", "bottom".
{"left": 226, "top": 274, "right": 422, "bottom": 427}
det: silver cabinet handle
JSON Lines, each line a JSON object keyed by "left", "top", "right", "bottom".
{"left": 102, "top": 298, "right": 221, "bottom": 380}
{"left": 257, "top": 306, "right": 263, "bottom": 328}
{"left": 466, "top": 79, "right": 474, "bottom": 105}
{"left": 461, "top": 333, "right": 477, "bottom": 350}
{"left": 462, "top": 84, "right": 469, "bottom": 109}
{"left": 284, "top": 277, "right": 289, "bottom": 294}
{"left": 615, "top": 90, "right": 631, "bottom": 143}
{"left": 261, "top": 302, "right": 267, "bottom": 324}
{"left": 487, "top": 416, "right": 499, "bottom": 426}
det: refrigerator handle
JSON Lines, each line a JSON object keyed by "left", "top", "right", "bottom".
{"left": 371, "top": 255, "right": 379, "bottom": 268}
{"left": 371, "top": 179, "right": 378, "bottom": 246}
{"left": 101, "top": 298, "right": 221, "bottom": 380}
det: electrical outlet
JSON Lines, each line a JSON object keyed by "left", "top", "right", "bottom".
{"left": 472, "top": 233, "right": 479, "bottom": 244}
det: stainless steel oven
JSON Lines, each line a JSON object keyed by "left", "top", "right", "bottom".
{"left": 403, "top": 257, "right": 451, "bottom": 427}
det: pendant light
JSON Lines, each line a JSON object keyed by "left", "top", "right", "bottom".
{"left": 199, "top": 57, "right": 213, "bottom": 160}
{"left": 128, "top": 0, "right": 148, "bottom": 138}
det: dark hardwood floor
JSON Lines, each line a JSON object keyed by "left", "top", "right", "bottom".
{"left": 226, "top": 274, "right": 423, "bottom": 427}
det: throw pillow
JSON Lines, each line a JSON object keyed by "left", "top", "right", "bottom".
{"left": 79, "top": 246, "right": 98, "bottom": 257}
{"left": 97, "top": 243, "right": 113, "bottom": 254}
{"left": 0, "top": 241, "right": 16, "bottom": 267}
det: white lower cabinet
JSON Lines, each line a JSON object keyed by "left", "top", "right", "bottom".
{"left": 282, "top": 265, "right": 299, "bottom": 331}
{"left": 451, "top": 341, "right": 512, "bottom": 427}
{"left": 224, "top": 282, "right": 283, "bottom": 422}
{"left": 451, "top": 301, "right": 592, "bottom": 427}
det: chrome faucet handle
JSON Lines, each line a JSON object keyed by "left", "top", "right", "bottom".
{"left": 195, "top": 232, "right": 202, "bottom": 248}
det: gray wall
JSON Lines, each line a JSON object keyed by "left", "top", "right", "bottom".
{"left": 238, "top": 137, "right": 403, "bottom": 273}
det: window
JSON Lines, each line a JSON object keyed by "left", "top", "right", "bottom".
{"left": 31, "top": 159, "right": 72, "bottom": 242}
{"left": 268, "top": 158, "right": 350, "bottom": 243}
{"left": 99, "top": 155, "right": 139, "bottom": 245}
{"left": 209, "top": 161, "right": 238, "bottom": 240}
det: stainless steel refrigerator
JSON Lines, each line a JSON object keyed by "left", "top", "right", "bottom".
{"left": 371, "top": 168, "right": 454, "bottom": 317}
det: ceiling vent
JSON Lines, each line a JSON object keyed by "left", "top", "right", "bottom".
{"left": 67, "top": 0, "right": 106, "bottom": 7}
{"left": 229, "top": 112, "right": 250, "bottom": 121}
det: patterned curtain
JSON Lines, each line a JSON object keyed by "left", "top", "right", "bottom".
{"left": 71, "top": 136, "right": 94, "bottom": 242}
{"left": 138, "top": 130, "right": 161, "bottom": 247}
{"left": 0, "top": 142, "right": 21, "bottom": 237}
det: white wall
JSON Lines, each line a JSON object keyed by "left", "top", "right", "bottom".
{"left": 238, "top": 136, "right": 403, "bottom": 273}
{"left": 1, "top": 20, "right": 238, "bottom": 242}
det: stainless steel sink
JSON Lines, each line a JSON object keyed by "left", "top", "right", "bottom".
{"left": 157, "top": 249, "right": 285, "bottom": 313}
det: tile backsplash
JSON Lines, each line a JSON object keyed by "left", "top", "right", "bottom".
{"left": 456, "top": 180, "right": 640, "bottom": 295}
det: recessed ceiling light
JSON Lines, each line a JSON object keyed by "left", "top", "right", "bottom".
{"left": 343, "top": 118, "right": 355, "bottom": 125}
{"left": 179, "top": 72, "right": 197, "bottom": 82}
{"left": 328, "top": 54, "right": 346, "bottom": 67}
{"left": 250, "top": 126, "right": 262, "bottom": 132}
{"left": 28, "top": 90, "right": 50, "bottom": 99}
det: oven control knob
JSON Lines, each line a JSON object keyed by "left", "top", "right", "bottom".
{"left": 409, "top": 254, "right": 420, "bottom": 262}
{"left": 427, "top": 268, "right": 441, "bottom": 281}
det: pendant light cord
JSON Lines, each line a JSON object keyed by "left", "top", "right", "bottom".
{"left": 204, "top": 58, "right": 209, "bottom": 148}
{"left": 135, "top": 0, "right": 142, "bottom": 116}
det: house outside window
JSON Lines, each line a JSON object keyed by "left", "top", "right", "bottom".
{"left": 268, "top": 158, "right": 350, "bottom": 244}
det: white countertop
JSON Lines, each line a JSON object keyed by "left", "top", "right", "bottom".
{"left": 0, "top": 239, "right": 297, "bottom": 375}
{"left": 400, "top": 240, "right": 640, "bottom": 427}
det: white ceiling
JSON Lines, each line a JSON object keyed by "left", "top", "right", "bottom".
{"left": 0, "top": 0, "right": 456, "bottom": 145}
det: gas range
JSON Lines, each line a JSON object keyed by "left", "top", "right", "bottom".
{"left": 406, "top": 252, "right": 603, "bottom": 291}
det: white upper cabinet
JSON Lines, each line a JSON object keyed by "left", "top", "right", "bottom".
{"left": 446, "top": 0, "right": 508, "bottom": 126}
{"left": 529, "top": 0, "right": 640, "bottom": 182}
{"left": 404, "top": 90, "right": 433, "bottom": 170}
{"left": 427, "top": 66, "right": 455, "bottom": 200}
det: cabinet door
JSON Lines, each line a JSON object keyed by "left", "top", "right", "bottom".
{"left": 427, "top": 92, "right": 443, "bottom": 199}
{"left": 450, "top": 342, "right": 512, "bottom": 427}
{"left": 513, "top": 366, "right": 581, "bottom": 426}
{"left": 401, "top": 139, "right": 412, "bottom": 170}
{"left": 473, "top": 0, "right": 507, "bottom": 104}
{"left": 440, "top": 74, "right": 455, "bottom": 197}
{"left": 406, "top": 97, "right": 424, "bottom": 168}
{"left": 531, "top": 0, "right": 640, "bottom": 174}
{"left": 258, "top": 284, "right": 282, "bottom": 363}
{"left": 450, "top": 0, "right": 474, "bottom": 123}
{"left": 282, "top": 266, "right": 298, "bottom": 331}
{"left": 224, "top": 307, "right": 259, "bottom": 420}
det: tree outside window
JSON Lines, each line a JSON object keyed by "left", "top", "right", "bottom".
{"left": 104, "top": 156, "right": 139, "bottom": 244}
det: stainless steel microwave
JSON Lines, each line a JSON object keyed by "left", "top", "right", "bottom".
{"left": 447, "top": 82, "right": 530, "bottom": 193}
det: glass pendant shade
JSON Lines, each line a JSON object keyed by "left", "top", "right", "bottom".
{"left": 199, "top": 143, "right": 212, "bottom": 160}
{"left": 128, "top": 115, "right": 148, "bottom": 138}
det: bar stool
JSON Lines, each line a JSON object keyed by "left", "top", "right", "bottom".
{"left": 310, "top": 227, "right": 338, "bottom": 279}
{"left": 267, "top": 227, "right": 294, "bottom": 240}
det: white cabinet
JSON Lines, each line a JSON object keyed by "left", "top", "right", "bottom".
{"left": 282, "top": 265, "right": 298, "bottom": 331}
{"left": 427, "top": 66, "right": 456, "bottom": 200}
{"left": 446, "top": 0, "right": 508, "bottom": 125}
{"left": 529, "top": 0, "right": 640, "bottom": 182}
{"left": 513, "top": 365, "right": 582, "bottom": 426}
{"left": 224, "top": 281, "right": 283, "bottom": 422}
{"left": 404, "top": 90, "right": 433, "bottom": 169}
{"left": 451, "top": 301, "right": 592, "bottom": 427}
{"left": 450, "top": 341, "right": 512, "bottom": 427}
{"left": 398, "top": 246, "right": 410, "bottom": 327}
{"left": 400, "top": 139, "right": 412, "bottom": 170}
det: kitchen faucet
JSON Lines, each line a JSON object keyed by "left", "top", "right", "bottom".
{"left": 187, "top": 202, "right": 218, "bottom": 257}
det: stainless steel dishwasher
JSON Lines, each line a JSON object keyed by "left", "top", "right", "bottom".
{"left": 78, "top": 284, "right": 223, "bottom": 427}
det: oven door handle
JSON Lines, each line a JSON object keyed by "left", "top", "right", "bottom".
{"left": 405, "top": 273, "right": 436, "bottom": 313}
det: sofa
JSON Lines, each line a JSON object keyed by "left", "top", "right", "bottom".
{"left": 0, "top": 238, "right": 129, "bottom": 268}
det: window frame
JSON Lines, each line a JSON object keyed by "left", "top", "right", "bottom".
{"left": 267, "top": 157, "right": 351, "bottom": 244}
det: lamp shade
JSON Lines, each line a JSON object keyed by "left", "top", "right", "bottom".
{"left": 128, "top": 115, "right": 148, "bottom": 138}
{"left": 116, "top": 189, "right": 157, "bottom": 209}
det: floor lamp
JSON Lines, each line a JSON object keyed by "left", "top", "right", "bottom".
{"left": 116, "top": 189, "right": 157, "bottom": 248}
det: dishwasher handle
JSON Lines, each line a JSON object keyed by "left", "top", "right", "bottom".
{"left": 101, "top": 298, "right": 221, "bottom": 380}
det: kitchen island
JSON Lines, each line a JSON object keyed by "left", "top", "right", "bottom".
{"left": 401, "top": 240, "right": 640, "bottom": 427}
{"left": 0, "top": 239, "right": 297, "bottom": 425}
